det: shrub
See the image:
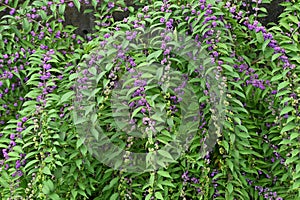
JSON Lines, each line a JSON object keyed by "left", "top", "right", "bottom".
{"left": 0, "top": 0, "right": 299, "bottom": 199}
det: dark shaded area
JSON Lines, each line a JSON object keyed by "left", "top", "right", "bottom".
{"left": 63, "top": 1, "right": 144, "bottom": 37}
{"left": 63, "top": 4, "right": 96, "bottom": 37}
{"left": 241, "top": 0, "right": 285, "bottom": 27}
{"left": 260, "top": 0, "right": 285, "bottom": 27}
{"left": 0, "top": 0, "right": 286, "bottom": 38}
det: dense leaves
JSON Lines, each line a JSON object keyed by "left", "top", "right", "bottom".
{"left": 0, "top": 0, "right": 299, "bottom": 199}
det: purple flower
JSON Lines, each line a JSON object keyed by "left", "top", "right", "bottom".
{"left": 212, "top": 51, "right": 219, "bottom": 57}
{"left": 17, "top": 170, "right": 23, "bottom": 177}
{"left": 142, "top": 6, "right": 149, "bottom": 12}
{"left": 166, "top": 21, "right": 173, "bottom": 29}
{"left": 181, "top": 170, "right": 190, "bottom": 182}
{"left": 9, "top": 133, "right": 15, "bottom": 140}
{"left": 43, "top": 64, "right": 51, "bottom": 70}
{"left": 68, "top": 2, "right": 74, "bottom": 8}
{"left": 142, "top": 117, "right": 150, "bottom": 125}
{"left": 108, "top": 2, "right": 114, "bottom": 8}
{"left": 10, "top": 140, "right": 16, "bottom": 146}
{"left": 129, "top": 102, "right": 135, "bottom": 108}
{"left": 9, "top": 8, "right": 15, "bottom": 15}
{"left": 16, "top": 160, "right": 21, "bottom": 169}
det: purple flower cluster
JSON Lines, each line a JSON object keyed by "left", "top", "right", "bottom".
{"left": 181, "top": 170, "right": 202, "bottom": 194}
{"left": 1, "top": 117, "right": 27, "bottom": 176}
{"left": 254, "top": 186, "right": 282, "bottom": 200}
{"left": 227, "top": 3, "right": 295, "bottom": 70}
{"left": 127, "top": 73, "right": 152, "bottom": 116}
{"left": 36, "top": 49, "right": 58, "bottom": 105}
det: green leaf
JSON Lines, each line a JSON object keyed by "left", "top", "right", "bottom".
{"left": 24, "top": 160, "right": 39, "bottom": 171}
{"left": 13, "top": 146, "right": 23, "bottom": 153}
{"left": 270, "top": 74, "right": 282, "bottom": 82}
{"left": 11, "top": 25, "right": 21, "bottom": 38}
{"left": 232, "top": 90, "right": 246, "bottom": 99}
{"left": 290, "top": 132, "right": 299, "bottom": 141}
{"left": 155, "top": 192, "right": 164, "bottom": 199}
{"left": 102, "top": 177, "right": 119, "bottom": 192}
{"left": 222, "top": 64, "right": 233, "bottom": 72}
{"left": 256, "top": 31, "right": 264, "bottom": 43}
{"left": 222, "top": 140, "right": 229, "bottom": 153}
{"left": 131, "top": 106, "right": 144, "bottom": 119}
{"left": 23, "top": 18, "right": 30, "bottom": 33}
{"left": 60, "top": 91, "right": 75, "bottom": 103}
{"left": 58, "top": 4, "right": 66, "bottom": 15}
{"left": 76, "top": 138, "right": 85, "bottom": 149}
{"left": 91, "top": 0, "right": 98, "bottom": 9}
{"left": 145, "top": 194, "right": 152, "bottom": 200}
{"left": 227, "top": 183, "right": 233, "bottom": 194}
{"left": 272, "top": 53, "right": 282, "bottom": 61}
{"left": 49, "top": 193, "right": 60, "bottom": 200}
{"left": 281, "top": 123, "right": 296, "bottom": 133}
{"left": 0, "top": 176, "right": 9, "bottom": 188}
{"left": 157, "top": 171, "right": 172, "bottom": 178}
{"left": 262, "top": 39, "right": 270, "bottom": 52}
{"left": 151, "top": 113, "right": 165, "bottom": 123}
{"left": 226, "top": 159, "right": 234, "bottom": 172}
{"left": 280, "top": 106, "right": 294, "bottom": 116}
{"left": 147, "top": 50, "right": 163, "bottom": 61}
{"left": 158, "top": 149, "right": 174, "bottom": 160}
{"left": 46, "top": 180, "right": 54, "bottom": 191}
{"left": 277, "top": 81, "right": 290, "bottom": 91}
{"left": 43, "top": 166, "right": 52, "bottom": 175}
{"left": 160, "top": 180, "right": 176, "bottom": 187}
{"left": 42, "top": 184, "right": 50, "bottom": 195}
{"left": 73, "top": 0, "right": 80, "bottom": 11}
{"left": 110, "top": 193, "right": 119, "bottom": 200}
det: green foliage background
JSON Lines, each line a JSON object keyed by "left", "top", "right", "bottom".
{"left": 0, "top": 0, "right": 300, "bottom": 199}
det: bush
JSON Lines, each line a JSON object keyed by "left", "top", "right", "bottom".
{"left": 0, "top": 0, "right": 299, "bottom": 199}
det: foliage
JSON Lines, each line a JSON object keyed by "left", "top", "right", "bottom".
{"left": 0, "top": 0, "right": 299, "bottom": 199}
